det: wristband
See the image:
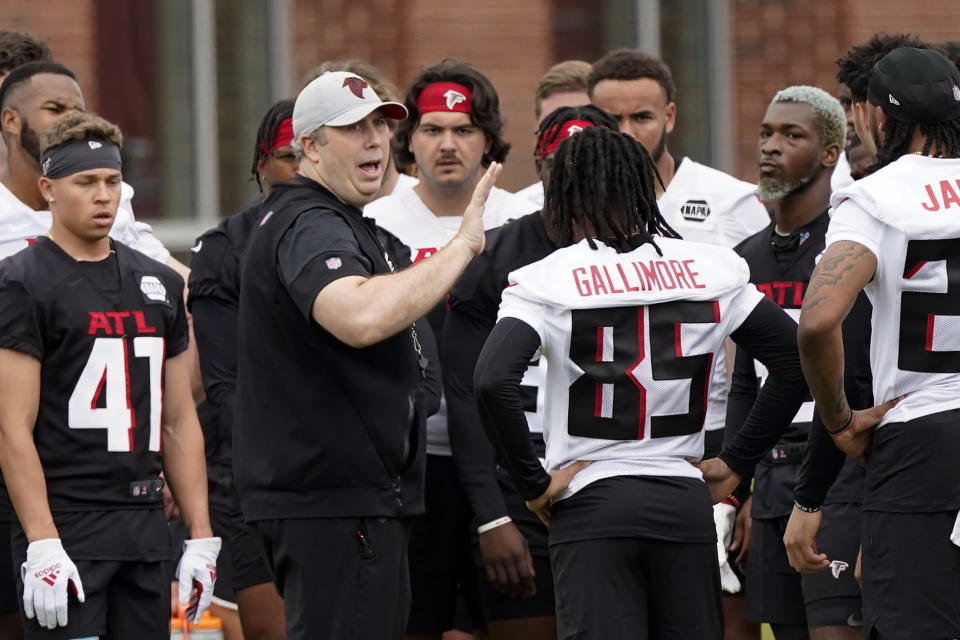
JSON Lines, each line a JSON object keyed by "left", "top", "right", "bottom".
{"left": 477, "top": 516, "right": 512, "bottom": 534}
{"left": 826, "top": 409, "right": 854, "bottom": 435}
{"left": 722, "top": 494, "right": 741, "bottom": 510}
{"left": 793, "top": 500, "right": 821, "bottom": 513}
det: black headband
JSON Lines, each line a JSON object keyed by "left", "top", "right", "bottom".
{"left": 40, "top": 138, "right": 121, "bottom": 179}
{"left": 867, "top": 47, "right": 960, "bottom": 124}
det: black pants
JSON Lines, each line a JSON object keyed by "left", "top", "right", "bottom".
{"left": 550, "top": 537, "right": 722, "bottom": 639}
{"left": 252, "top": 516, "right": 411, "bottom": 640}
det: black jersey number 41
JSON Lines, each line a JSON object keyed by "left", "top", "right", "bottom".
{"left": 567, "top": 302, "right": 718, "bottom": 441}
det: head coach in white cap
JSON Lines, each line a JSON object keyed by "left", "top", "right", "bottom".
{"left": 232, "top": 71, "right": 502, "bottom": 640}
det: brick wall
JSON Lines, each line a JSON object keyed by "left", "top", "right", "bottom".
{"left": 0, "top": 1, "right": 97, "bottom": 111}
{"left": 292, "top": 0, "right": 553, "bottom": 191}
{"left": 729, "top": 0, "right": 960, "bottom": 183}
{"left": 730, "top": 0, "right": 849, "bottom": 182}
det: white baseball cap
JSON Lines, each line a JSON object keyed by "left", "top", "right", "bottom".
{"left": 292, "top": 71, "right": 408, "bottom": 139}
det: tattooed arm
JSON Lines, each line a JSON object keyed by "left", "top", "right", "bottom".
{"left": 797, "top": 240, "right": 898, "bottom": 460}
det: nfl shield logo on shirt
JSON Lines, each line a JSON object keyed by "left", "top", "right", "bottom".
{"left": 325, "top": 257, "right": 343, "bottom": 270}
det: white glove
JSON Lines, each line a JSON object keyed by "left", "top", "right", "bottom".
{"left": 21, "top": 538, "right": 85, "bottom": 630}
{"left": 176, "top": 537, "right": 221, "bottom": 623}
{"left": 713, "top": 503, "right": 741, "bottom": 594}
{"left": 951, "top": 510, "right": 960, "bottom": 548}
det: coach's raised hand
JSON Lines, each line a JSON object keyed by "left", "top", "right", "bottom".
{"left": 453, "top": 161, "right": 501, "bottom": 257}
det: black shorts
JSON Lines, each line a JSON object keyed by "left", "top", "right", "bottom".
{"left": 0, "top": 521, "right": 16, "bottom": 614}
{"left": 550, "top": 537, "right": 722, "bottom": 639}
{"left": 861, "top": 510, "right": 960, "bottom": 638}
{"left": 497, "top": 468, "right": 549, "bottom": 554}
{"left": 476, "top": 552, "right": 554, "bottom": 622}
{"left": 473, "top": 468, "right": 554, "bottom": 622}
{"left": 746, "top": 516, "right": 805, "bottom": 625}
{"left": 800, "top": 502, "right": 862, "bottom": 629}
{"left": 18, "top": 560, "right": 169, "bottom": 640}
{"left": 225, "top": 488, "right": 273, "bottom": 592}
{"left": 407, "top": 455, "right": 483, "bottom": 634}
{"left": 252, "top": 515, "right": 411, "bottom": 640}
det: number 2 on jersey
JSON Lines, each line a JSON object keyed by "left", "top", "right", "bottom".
{"left": 67, "top": 337, "right": 164, "bottom": 452}
{"left": 567, "top": 301, "right": 718, "bottom": 441}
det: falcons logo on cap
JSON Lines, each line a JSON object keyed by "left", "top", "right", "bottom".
{"left": 343, "top": 77, "right": 368, "bottom": 99}
{"left": 443, "top": 89, "right": 467, "bottom": 110}
{"left": 567, "top": 125, "right": 584, "bottom": 135}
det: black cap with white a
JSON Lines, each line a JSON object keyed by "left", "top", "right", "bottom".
{"left": 868, "top": 47, "right": 960, "bottom": 124}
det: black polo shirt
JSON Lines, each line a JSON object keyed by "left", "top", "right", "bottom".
{"left": 234, "top": 176, "right": 426, "bottom": 521}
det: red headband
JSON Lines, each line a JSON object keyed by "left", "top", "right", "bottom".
{"left": 417, "top": 82, "right": 473, "bottom": 114}
{"left": 537, "top": 119, "right": 595, "bottom": 159}
{"left": 260, "top": 118, "right": 294, "bottom": 155}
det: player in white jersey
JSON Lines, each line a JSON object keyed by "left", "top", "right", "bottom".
{"left": 364, "top": 60, "right": 534, "bottom": 638}
{"left": 795, "top": 47, "right": 960, "bottom": 639}
{"left": 587, "top": 48, "right": 770, "bottom": 637}
{"left": 475, "top": 127, "right": 808, "bottom": 640}
{"left": 0, "top": 61, "right": 176, "bottom": 266}
{"left": 514, "top": 60, "right": 593, "bottom": 210}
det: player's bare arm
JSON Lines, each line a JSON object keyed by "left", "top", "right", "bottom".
{"left": 311, "top": 162, "right": 500, "bottom": 348}
{"left": 0, "top": 349, "right": 56, "bottom": 541}
{"left": 159, "top": 351, "right": 212, "bottom": 539}
{"left": 798, "top": 241, "right": 879, "bottom": 454}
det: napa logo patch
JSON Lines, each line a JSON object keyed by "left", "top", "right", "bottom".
{"left": 680, "top": 199, "right": 710, "bottom": 222}
{"left": 139, "top": 275, "right": 168, "bottom": 303}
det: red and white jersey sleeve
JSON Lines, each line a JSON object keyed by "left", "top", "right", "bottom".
{"left": 498, "top": 236, "right": 763, "bottom": 499}
{"left": 827, "top": 155, "right": 960, "bottom": 426}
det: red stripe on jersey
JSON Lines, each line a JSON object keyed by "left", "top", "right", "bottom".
{"left": 904, "top": 260, "right": 926, "bottom": 279}
{"left": 595, "top": 326, "right": 604, "bottom": 362}
{"left": 674, "top": 323, "right": 683, "bottom": 358}
{"left": 91, "top": 368, "right": 107, "bottom": 410}
{"left": 122, "top": 338, "right": 135, "bottom": 451}
{"left": 713, "top": 300, "right": 721, "bottom": 322}
{"left": 701, "top": 352, "right": 715, "bottom": 428}
{"left": 159, "top": 339, "right": 166, "bottom": 451}
{"left": 626, "top": 308, "right": 647, "bottom": 440}
{"left": 926, "top": 314, "right": 935, "bottom": 351}
{"left": 594, "top": 383, "right": 603, "bottom": 418}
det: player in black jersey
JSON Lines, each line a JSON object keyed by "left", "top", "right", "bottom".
{"left": 0, "top": 112, "right": 218, "bottom": 638}
{"left": 444, "top": 105, "right": 615, "bottom": 640}
{"left": 727, "top": 86, "right": 872, "bottom": 640}
{"left": 188, "top": 100, "right": 295, "bottom": 640}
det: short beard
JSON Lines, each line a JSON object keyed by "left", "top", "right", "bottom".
{"left": 757, "top": 174, "right": 813, "bottom": 201}
{"left": 20, "top": 119, "right": 42, "bottom": 165}
{"left": 650, "top": 125, "right": 667, "bottom": 162}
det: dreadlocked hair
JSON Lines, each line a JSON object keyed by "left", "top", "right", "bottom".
{"left": 535, "top": 104, "right": 617, "bottom": 156}
{"left": 871, "top": 115, "right": 960, "bottom": 171}
{"left": 251, "top": 99, "right": 294, "bottom": 191}
{"left": 545, "top": 127, "right": 679, "bottom": 255}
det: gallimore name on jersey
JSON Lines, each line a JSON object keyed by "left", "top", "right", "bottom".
{"left": 506, "top": 237, "right": 752, "bottom": 309}
{"left": 570, "top": 257, "right": 707, "bottom": 297}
